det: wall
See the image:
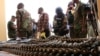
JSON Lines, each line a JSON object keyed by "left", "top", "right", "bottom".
{"left": 0, "top": 0, "right": 7, "bottom": 41}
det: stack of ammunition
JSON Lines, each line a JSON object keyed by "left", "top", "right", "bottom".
{"left": 0, "top": 37, "right": 100, "bottom": 56}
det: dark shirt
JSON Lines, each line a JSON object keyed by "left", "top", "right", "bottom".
{"left": 67, "top": 11, "right": 74, "bottom": 25}
{"left": 7, "top": 21, "right": 16, "bottom": 38}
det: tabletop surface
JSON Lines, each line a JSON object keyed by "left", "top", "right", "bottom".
{"left": 0, "top": 51, "right": 18, "bottom": 56}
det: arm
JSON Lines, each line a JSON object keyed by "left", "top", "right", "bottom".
{"left": 16, "top": 11, "right": 20, "bottom": 29}
{"left": 63, "top": 15, "right": 68, "bottom": 26}
{"left": 61, "top": 16, "right": 68, "bottom": 29}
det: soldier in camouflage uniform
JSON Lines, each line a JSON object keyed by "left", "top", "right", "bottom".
{"left": 16, "top": 3, "right": 32, "bottom": 39}
{"left": 73, "top": 0, "right": 87, "bottom": 38}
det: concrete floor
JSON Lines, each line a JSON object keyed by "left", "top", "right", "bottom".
{"left": 0, "top": 51, "right": 18, "bottom": 56}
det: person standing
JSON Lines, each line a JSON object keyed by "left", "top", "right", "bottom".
{"left": 37, "top": 7, "right": 50, "bottom": 39}
{"left": 16, "top": 3, "right": 32, "bottom": 39}
{"left": 7, "top": 16, "right": 17, "bottom": 40}
{"left": 53, "top": 7, "right": 69, "bottom": 36}
{"left": 73, "top": 0, "right": 87, "bottom": 38}
{"left": 67, "top": 1, "right": 75, "bottom": 38}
